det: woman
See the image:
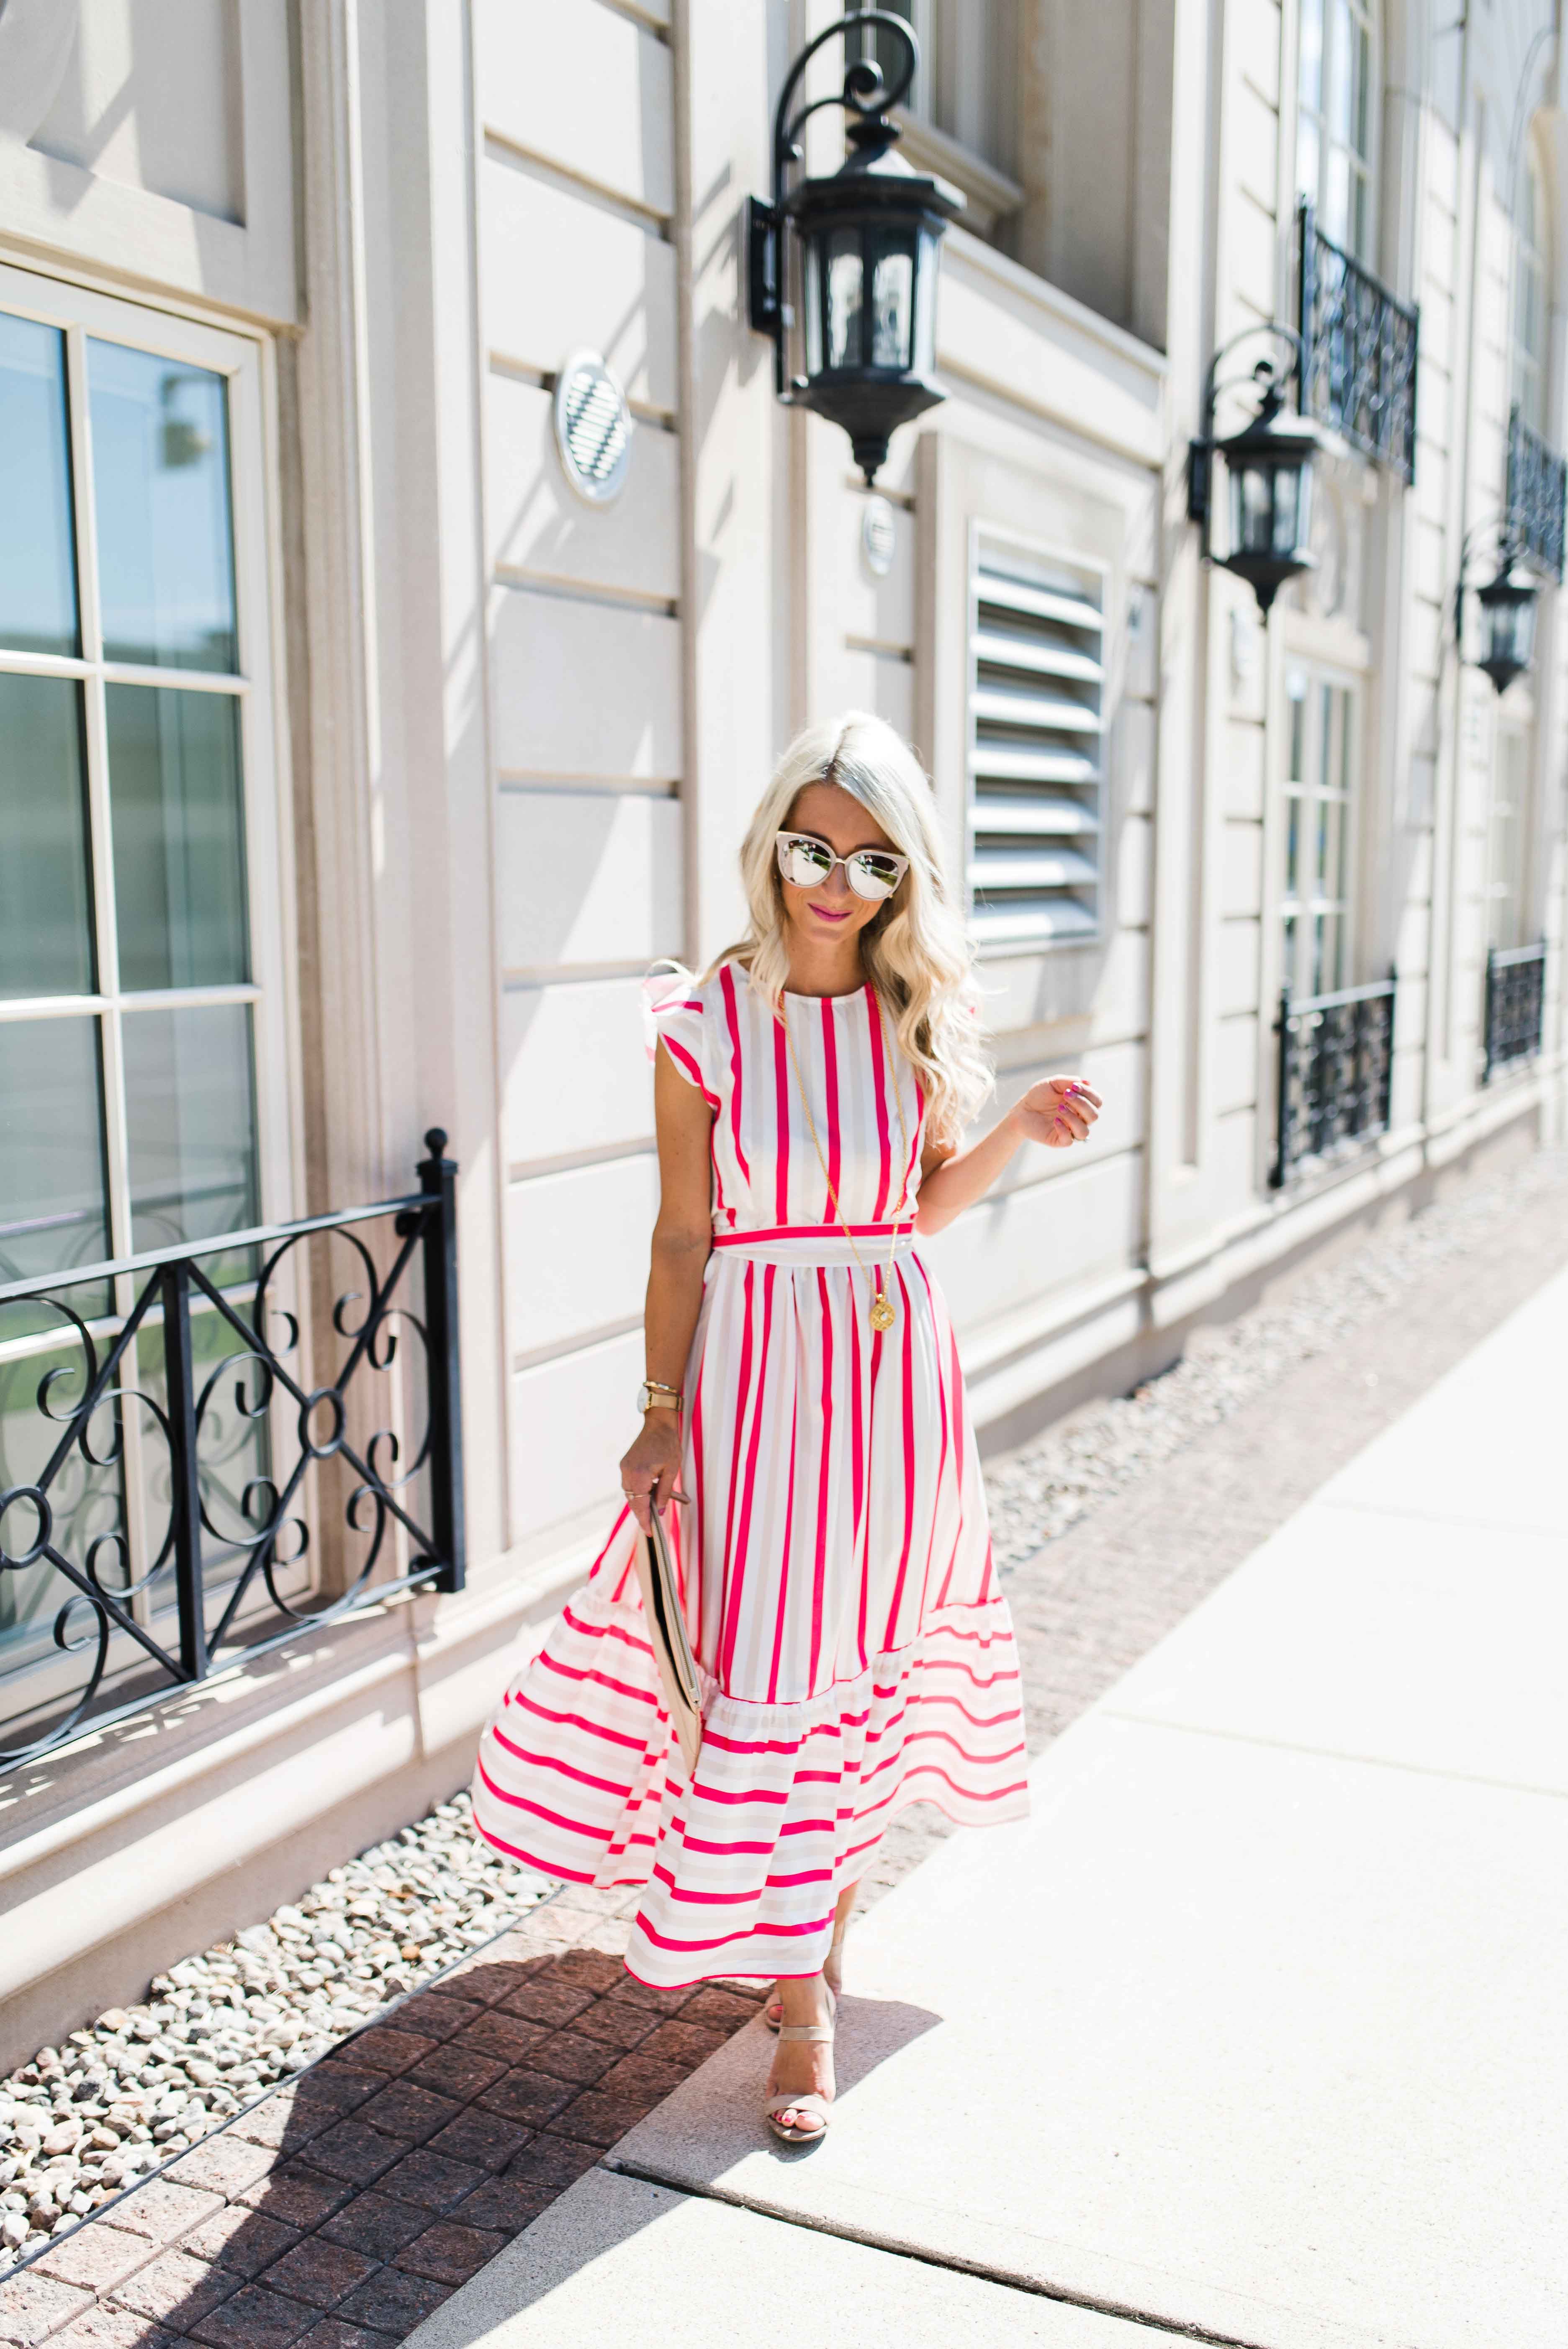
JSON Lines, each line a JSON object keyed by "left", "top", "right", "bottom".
{"left": 471, "top": 713, "right": 1100, "bottom": 2144}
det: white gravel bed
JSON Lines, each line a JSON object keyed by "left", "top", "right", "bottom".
{"left": 0, "top": 1791, "right": 545, "bottom": 2269}
{"left": 983, "top": 1147, "right": 1568, "bottom": 1571}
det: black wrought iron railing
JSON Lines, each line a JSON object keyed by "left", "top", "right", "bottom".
{"left": 1505, "top": 407, "right": 1567, "bottom": 581}
{"left": 1273, "top": 976, "right": 1397, "bottom": 1188}
{"left": 1297, "top": 201, "right": 1419, "bottom": 483}
{"left": 0, "top": 1132, "right": 464, "bottom": 1767}
{"left": 1483, "top": 941, "right": 1547, "bottom": 1080}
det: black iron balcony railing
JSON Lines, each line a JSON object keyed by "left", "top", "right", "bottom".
{"left": 1297, "top": 200, "right": 1419, "bottom": 483}
{"left": 1483, "top": 941, "right": 1547, "bottom": 1080}
{"left": 1273, "top": 975, "right": 1397, "bottom": 1188}
{"left": 1504, "top": 408, "right": 1567, "bottom": 581}
{"left": 0, "top": 1132, "right": 464, "bottom": 1768}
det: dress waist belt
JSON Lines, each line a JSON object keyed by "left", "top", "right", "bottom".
{"left": 707, "top": 1220, "right": 917, "bottom": 1268}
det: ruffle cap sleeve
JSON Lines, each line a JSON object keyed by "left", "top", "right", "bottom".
{"left": 641, "top": 962, "right": 718, "bottom": 1108}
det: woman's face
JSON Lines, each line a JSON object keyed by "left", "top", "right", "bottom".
{"left": 778, "top": 782, "right": 902, "bottom": 953}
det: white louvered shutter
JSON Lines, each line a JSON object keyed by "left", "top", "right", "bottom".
{"left": 966, "top": 538, "right": 1104, "bottom": 947}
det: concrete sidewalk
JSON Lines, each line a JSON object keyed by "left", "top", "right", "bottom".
{"left": 401, "top": 1265, "right": 1568, "bottom": 2349}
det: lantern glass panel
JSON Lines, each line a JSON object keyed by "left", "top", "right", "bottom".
{"left": 802, "top": 234, "right": 823, "bottom": 376}
{"left": 868, "top": 232, "right": 916, "bottom": 368}
{"left": 1231, "top": 461, "right": 1275, "bottom": 556}
{"left": 802, "top": 230, "right": 863, "bottom": 376}
{"left": 826, "top": 229, "right": 866, "bottom": 368}
{"left": 1268, "top": 462, "right": 1302, "bottom": 556}
{"left": 1488, "top": 594, "right": 1534, "bottom": 676}
{"left": 1285, "top": 455, "right": 1313, "bottom": 554}
{"left": 912, "top": 222, "right": 939, "bottom": 375}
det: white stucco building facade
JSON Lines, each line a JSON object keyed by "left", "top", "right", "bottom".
{"left": 0, "top": 0, "right": 1562, "bottom": 2062}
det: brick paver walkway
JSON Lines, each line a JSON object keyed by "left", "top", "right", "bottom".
{"left": 0, "top": 1920, "right": 761, "bottom": 2349}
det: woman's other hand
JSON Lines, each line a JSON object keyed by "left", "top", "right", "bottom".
{"left": 619, "top": 1412, "right": 684, "bottom": 1534}
{"left": 1010, "top": 1076, "right": 1103, "bottom": 1149}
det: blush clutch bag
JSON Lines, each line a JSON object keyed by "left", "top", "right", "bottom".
{"left": 632, "top": 1500, "right": 704, "bottom": 1781}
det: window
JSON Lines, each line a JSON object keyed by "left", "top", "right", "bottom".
{"left": 1282, "top": 664, "right": 1358, "bottom": 997}
{"left": 0, "top": 266, "right": 290, "bottom": 1721}
{"left": 866, "top": 0, "right": 1017, "bottom": 178}
{"left": 1486, "top": 728, "right": 1530, "bottom": 951}
{"left": 965, "top": 535, "right": 1104, "bottom": 949}
{"left": 1297, "top": 0, "right": 1377, "bottom": 263}
{"left": 1512, "top": 149, "right": 1549, "bottom": 437}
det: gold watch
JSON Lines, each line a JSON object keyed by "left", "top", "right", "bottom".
{"left": 637, "top": 1382, "right": 682, "bottom": 1412}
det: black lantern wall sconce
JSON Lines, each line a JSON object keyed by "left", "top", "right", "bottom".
{"left": 1455, "top": 520, "right": 1540, "bottom": 696}
{"left": 1188, "top": 324, "right": 1323, "bottom": 616}
{"left": 747, "top": 10, "right": 962, "bottom": 486}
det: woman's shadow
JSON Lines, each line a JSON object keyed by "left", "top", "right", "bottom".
{"left": 63, "top": 1936, "right": 938, "bottom": 2349}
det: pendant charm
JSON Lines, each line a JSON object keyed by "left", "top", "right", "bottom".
{"left": 869, "top": 1291, "right": 897, "bottom": 1333}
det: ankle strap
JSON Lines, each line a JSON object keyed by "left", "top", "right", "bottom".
{"left": 776, "top": 2022, "right": 833, "bottom": 2043}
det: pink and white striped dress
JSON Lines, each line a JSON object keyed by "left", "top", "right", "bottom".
{"left": 470, "top": 957, "right": 1029, "bottom": 1986}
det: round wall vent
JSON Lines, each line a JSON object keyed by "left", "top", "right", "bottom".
{"left": 553, "top": 352, "right": 632, "bottom": 505}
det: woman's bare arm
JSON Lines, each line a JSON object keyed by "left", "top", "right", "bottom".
{"left": 914, "top": 1077, "right": 1102, "bottom": 1238}
{"left": 619, "top": 1039, "right": 714, "bottom": 1531}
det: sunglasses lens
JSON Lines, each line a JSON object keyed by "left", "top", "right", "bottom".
{"left": 846, "top": 852, "right": 903, "bottom": 900}
{"left": 780, "top": 836, "right": 833, "bottom": 885}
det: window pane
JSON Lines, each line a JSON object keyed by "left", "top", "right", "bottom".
{"left": 1324, "top": 145, "right": 1352, "bottom": 249}
{"left": 89, "top": 340, "right": 237, "bottom": 673}
{"left": 107, "top": 685, "right": 248, "bottom": 991}
{"left": 1297, "top": 116, "right": 1321, "bottom": 208}
{"left": 0, "top": 1016, "right": 111, "bottom": 1311}
{"left": 1300, "top": 0, "right": 1325, "bottom": 113}
{"left": 0, "top": 312, "right": 79, "bottom": 657}
{"left": 1353, "top": 23, "right": 1371, "bottom": 158}
{"left": 123, "top": 1002, "right": 257, "bottom": 1256}
{"left": 1327, "top": 0, "right": 1354, "bottom": 143}
{"left": 0, "top": 674, "right": 94, "bottom": 1000}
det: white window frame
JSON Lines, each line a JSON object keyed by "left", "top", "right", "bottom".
{"left": 1279, "top": 656, "right": 1362, "bottom": 1002}
{"left": 1511, "top": 145, "right": 1550, "bottom": 437}
{"left": 1486, "top": 721, "right": 1532, "bottom": 953}
{"left": 0, "top": 261, "right": 299, "bottom": 1731}
{"left": 1295, "top": 0, "right": 1380, "bottom": 267}
{"left": 869, "top": 0, "right": 1016, "bottom": 179}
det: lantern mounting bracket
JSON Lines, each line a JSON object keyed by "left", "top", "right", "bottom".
{"left": 747, "top": 9, "right": 918, "bottom": 400}
{"left": 1187, "top": 321, "right": 1308, "bottom": 545}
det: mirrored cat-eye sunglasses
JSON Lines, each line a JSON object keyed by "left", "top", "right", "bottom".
{"left": 775, "top": 830, "right": 910, "bottom": 903}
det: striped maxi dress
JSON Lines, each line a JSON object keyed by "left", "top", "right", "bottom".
{"left": 470, "top": 957, "right": 1030, "bottom": 1986}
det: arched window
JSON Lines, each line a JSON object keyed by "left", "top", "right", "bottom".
{"left": 1297, "top": 0, "right": 1377, "bottom": 263}
{"left": 1512, "top": 146, "right": 1549, "bottom": 436}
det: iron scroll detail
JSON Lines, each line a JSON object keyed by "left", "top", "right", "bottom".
{"left": 0, "top": 1138, "right": 465, "bottom": 1768}
{"left": 1297, "top": 200, "right": 1419, "bottom": 483}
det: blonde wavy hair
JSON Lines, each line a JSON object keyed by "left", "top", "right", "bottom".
{"left": 696, "top": 713, "right": 993, "bottom": 1150}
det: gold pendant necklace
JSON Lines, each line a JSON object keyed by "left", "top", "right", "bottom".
{"left": 781, "top": 985, "right": 911, "bottom": 1334}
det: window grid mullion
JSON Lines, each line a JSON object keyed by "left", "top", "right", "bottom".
{"left": 67, "top": 321, "right": 161, "bottom": 1608}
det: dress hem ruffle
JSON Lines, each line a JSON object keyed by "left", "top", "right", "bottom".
{"left": 470, "top": 1571, "right": 1029, "bottom": 1987}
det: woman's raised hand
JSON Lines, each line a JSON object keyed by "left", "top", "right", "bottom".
{"left": 618, "top": 1412, "right": 685, "bottom": 1535}
{"left": 1010, "top": 1076, "right": 1103, "bottom": 1150}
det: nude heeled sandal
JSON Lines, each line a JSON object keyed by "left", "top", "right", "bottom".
{"left": 765, "top": 1984, "right": 836, "bottom": 2145}
{"left": 764, "top": 1912, "right": 847, "bottom": 2035}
